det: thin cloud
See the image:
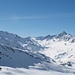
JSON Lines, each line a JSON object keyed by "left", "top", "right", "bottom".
{"left": 0, "top": 13, "right": 75, "bottom": 20}
{"left": 0, "top": 16, "right": 45, "bottom": 20}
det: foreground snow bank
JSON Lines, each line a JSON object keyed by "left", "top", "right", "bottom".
{"left": 0, "top": 66, "right": 75, "bottom": 75}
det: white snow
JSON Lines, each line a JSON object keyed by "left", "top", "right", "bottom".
{"left": 0, "top": 66, "right": 75, "bottom": 75}
{"left": 35, "top": 33, "right": 75, "bottom": 69}
{"left": 0, "top": 31, "right": 75, "bottom": 75}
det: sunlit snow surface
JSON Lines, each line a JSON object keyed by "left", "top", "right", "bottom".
{"left": 0, "top": 31, "right": 75, "bottom": 75}
{"left": 0, "top": 66, "right": 75, "bottom": 75}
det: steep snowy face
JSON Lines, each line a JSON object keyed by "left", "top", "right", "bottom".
{"left": 0, "top": 42, "right": 57, "bottom": 71}
{"left": 56, "top": 31, "right": 67, "bottom": 38}
{"left": 0, "top": 31, "right": 55, "bottom": 69}
{"left": 34, "top": 31, "right": 75, "bottom": 69}
{"left": 55, "top": 31, "right": 75, "bottom": 42}
{"left": 0, "top": 43, "right": 41, "bottom": 68}
{"left": 0, "top": 31, "right": 43, "bottom": 51}
{"left": 0, "top": 31, "right": 26, "bottom": 48}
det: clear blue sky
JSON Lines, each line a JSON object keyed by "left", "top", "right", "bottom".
{"left": 0, "top": 0, "right": 75, "bottom": 37}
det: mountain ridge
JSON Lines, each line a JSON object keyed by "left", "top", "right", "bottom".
{"left": 0, "top": 30, "right": 75, "bottom": 73}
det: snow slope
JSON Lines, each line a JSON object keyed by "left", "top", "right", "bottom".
{"left": 0, "top": 31, "right": 43, "bottom": 51}
{"left": 34, "top": 31, "right": 75, "bottom": 69}
{"left": 0, "top": 31, "right": 75, "bottom": 74}
{"left": 0, "top": 66, "right": 75, "bottom": 75}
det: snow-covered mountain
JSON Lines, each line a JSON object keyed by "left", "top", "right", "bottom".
{"left": 34, "top": 31, "right": 75, "bottom": 69}
{"left": 0, "top": 31, "right": 44, "bottom": 50}
{"left": 0, "top": 31, "right": 54, "bottom": 68}
{"left": 0, "top": 31, "right": 75, "bottom": 75}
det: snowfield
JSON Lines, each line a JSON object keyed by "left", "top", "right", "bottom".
{"left": 0, "top": 31, "right": 75, "bottom": 75}
{"left": 0, "top": 66, "right": 75, "bottom": 75}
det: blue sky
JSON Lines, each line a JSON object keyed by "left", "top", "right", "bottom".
{"left": 0, "top": 0, "right": 75, "bottom": 37}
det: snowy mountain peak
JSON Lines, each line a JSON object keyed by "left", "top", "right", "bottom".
{"left": 57, "top": 31, "right": 68, "bottom": 37}
{"left": 53, "top": 31, "right": 75, "bottom": 42}
{"left": 60, "top": 31, "right": 67, "bottom": 35}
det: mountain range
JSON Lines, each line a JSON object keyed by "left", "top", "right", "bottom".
{"left": 0, "top": 31, "right": 75, "bottom": 74}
